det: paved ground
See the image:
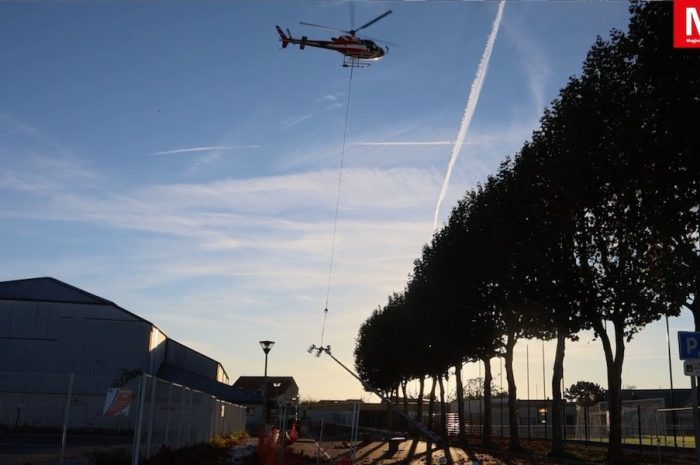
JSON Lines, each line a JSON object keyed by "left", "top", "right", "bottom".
{"left": 288, "top": 438, "right": 476, "bottom": 464}
{"left": 284, "top": 437, "right": 596, "bottom": 465}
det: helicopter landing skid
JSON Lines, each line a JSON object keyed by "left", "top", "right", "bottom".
{"left": 342, "top": 56, "right": 371, "bottom": 68}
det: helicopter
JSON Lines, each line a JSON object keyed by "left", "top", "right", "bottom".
{"left": 276, "top": 10, "right": 392, "bottom": 67}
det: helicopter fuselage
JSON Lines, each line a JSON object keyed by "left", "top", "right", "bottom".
{"left": 276, "top": 27, "right": 385, "bottom": 61}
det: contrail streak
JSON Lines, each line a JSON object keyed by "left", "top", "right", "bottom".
{"left": 151, "top": 145, "right": 260, "bottom": 156}
{"left": 432, "top": 0, "right": 505, "bottom": 231}
{"left": 354, "top": 141, "right": 453, "bottom": 147}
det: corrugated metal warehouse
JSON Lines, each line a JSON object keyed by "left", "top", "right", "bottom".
{"left": 0, "top": 277, "right": 227, "bottom": 381}
{"left": 0, "top": 277, "right": 250, "bottom": 431}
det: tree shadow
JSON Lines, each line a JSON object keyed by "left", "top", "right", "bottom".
{"left": 406, "top": 438, "right": 420, "bottom": 460}
{"left": 352, "top": 441, "right": 388, "bottom": 462}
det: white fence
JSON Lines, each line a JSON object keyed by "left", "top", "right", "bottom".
{"left": 0, "top": 372, "right": 246, "bottom": 465}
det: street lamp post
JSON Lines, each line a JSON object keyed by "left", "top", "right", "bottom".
{"left": 260, "top": 340, "right": 275, "bottom": 426}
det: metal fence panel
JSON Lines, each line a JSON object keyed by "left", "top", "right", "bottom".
{"left": 0, "top": 372, "right": 246, "bottom": 465}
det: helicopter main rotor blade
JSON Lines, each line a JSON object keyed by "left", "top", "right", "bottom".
{"left": 353, "top": 10, "right": 392, "bottom": 34}
{"left": 299, "top": 21, "right": 348, "bottom": 34}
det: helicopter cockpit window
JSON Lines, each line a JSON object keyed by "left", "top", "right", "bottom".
{"left": 363, "top": 40, "right": 378, "bottom": 51}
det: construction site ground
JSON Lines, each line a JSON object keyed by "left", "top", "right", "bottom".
{"left": 285, "top": 435, "right": 697, "bottom": 465}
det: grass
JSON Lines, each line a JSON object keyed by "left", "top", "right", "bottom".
{"left": 464, "top": 435, "right": 696, "bottom": 465}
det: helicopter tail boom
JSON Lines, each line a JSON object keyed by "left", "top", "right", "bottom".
{"left": 275, "top": 26, "right": 290, "bottom": 48}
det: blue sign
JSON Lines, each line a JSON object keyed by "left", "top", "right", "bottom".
{"left": 678, "top": 332, "right": 700, "bottom": 359}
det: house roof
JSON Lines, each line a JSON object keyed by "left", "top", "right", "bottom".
{"left": 233, "top": 376, "right": 298, "bottom": 394}
{"left": 157, "top": 363, "right": 261, "bottom": 404}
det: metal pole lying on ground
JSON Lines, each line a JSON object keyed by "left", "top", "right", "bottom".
{"left": 315, "top": 418, "right": 325, "bottom": 465}
{"left": 307, "top": 344, "right": 443, "bottom": 445}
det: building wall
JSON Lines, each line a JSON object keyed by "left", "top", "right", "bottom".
{"left": 149, "top": 326, "right": 167, "bottom": 374}
{"left": 0, "top": 300, "right": 152, "bottom": 378}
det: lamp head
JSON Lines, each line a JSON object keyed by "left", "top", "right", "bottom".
{"left": 259, "top": 340, "right": 275, "bottom": 354}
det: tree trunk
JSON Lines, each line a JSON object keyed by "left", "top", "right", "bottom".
{"left": 438, "top": 375, "right": 447, "bottom": 438}
{"left": 402, "top": 381, "right": 408, "bottom": 411}
{"left": 594, "top": 318, "right": 625, "bottom": 463}
{"left": 550, "top": 331, "right": 566, "bottom": 456}
{"left": 482, "top": 356, "right": 493, "bottom": 446}
{"left": 426, "top": 376, "right": 438, "bottom": 465}
{"left": 454, "top": 362, "right": 466, "bottom": 443}
{"left": 505, "top": 332, "right": 522, "bottom": 451}
{"left": 395, "top": 386, "right": 401, "bottom": 430}
{"left": 690, "top": 295, "right": 700, "bottom": 331}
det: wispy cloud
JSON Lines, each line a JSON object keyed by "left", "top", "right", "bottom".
{"left": 0, "top": 117, "right": 100, "bottom": 192}
{"left": 151, "top": 146, "right": 260, "bottom": 156}
{"left": 505, "top": 20, "right": 551, "bottom": 114}
{"left": 316, "top": 93, "right": 344, "bottom": 110}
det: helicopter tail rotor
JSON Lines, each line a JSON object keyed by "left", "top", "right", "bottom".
{"left": 276, "top": 25, "right": 291, "bottom": 48}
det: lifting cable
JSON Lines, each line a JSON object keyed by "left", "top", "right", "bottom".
{"left": 321, "top": 65, "right": 355, "bottom": 347}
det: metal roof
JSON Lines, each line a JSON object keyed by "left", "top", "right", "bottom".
{"left": 0, "top": 277, "right": 115, "bottom": 305}
{"left": 158, "top": 363, "right": 261, "bottom": 404}
{"left": 0, "top": 276, "right": 157, "bottom": 328}
{"left": 233, "top": 376, "right": 298, "bottom": 394}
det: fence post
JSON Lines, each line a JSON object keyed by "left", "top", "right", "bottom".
{"left": 177, "top": 387, "right": 186, "bottom": 448}
{"left": 59, "top": 373, "right": 75, "bottom": 465}
{"left": 186, "top": 389, "right": 194, "bottom": 445}
{"left": 146, "top": 375, "right": 157, "bottom": 458}
{"left": 637, "top": 404, "right": 643, "bottom": 453}
{"left": 210, "top": 397, "right": 217, "bottom": 440}
{"left": 164, "top": 383, "right": 173, "bottom": 446}
{"left": 131, "top": 373, "right": 148, "bottom": 465}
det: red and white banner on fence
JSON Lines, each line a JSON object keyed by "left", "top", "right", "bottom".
{"left": 102, "top": 387, "right": 133, "bottom": 416}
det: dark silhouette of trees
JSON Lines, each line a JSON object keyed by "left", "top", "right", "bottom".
{"left": 564, "top": 381, "right": 607, "bottom": 407}
{"left": 623, "top": 2, "right": 699, "bottom": 329}
{"left": 352, "top": 3, "right": 698, "bottom": 461}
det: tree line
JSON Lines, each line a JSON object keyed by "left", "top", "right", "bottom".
{"left": 353, "top": 3, "right": 698, "bottom": 462}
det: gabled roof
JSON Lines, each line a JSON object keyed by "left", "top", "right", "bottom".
{"left": 0, "top": 277, "right": 115, "bottom": 305}
{"left": 0, "top": 277, "right": 156, "bottom": 328}
{"left": 233, "top": 376, "right": 298, "bottom": 394}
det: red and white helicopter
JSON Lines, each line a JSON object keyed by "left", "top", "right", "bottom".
{"left": 276, "top": 10, "right": 392, "bottom": 67}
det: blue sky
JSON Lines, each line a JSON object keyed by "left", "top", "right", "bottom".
{"left": 1, "top": 1, "right": 692, "bottom": 401}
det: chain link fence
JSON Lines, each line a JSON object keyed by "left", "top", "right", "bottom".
{"left": 0, "top": 372, "right": 246, "bottom": 465}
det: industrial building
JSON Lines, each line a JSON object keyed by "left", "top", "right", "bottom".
{"left": 0, "top": 277, "right": 253, "bottom": 430}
